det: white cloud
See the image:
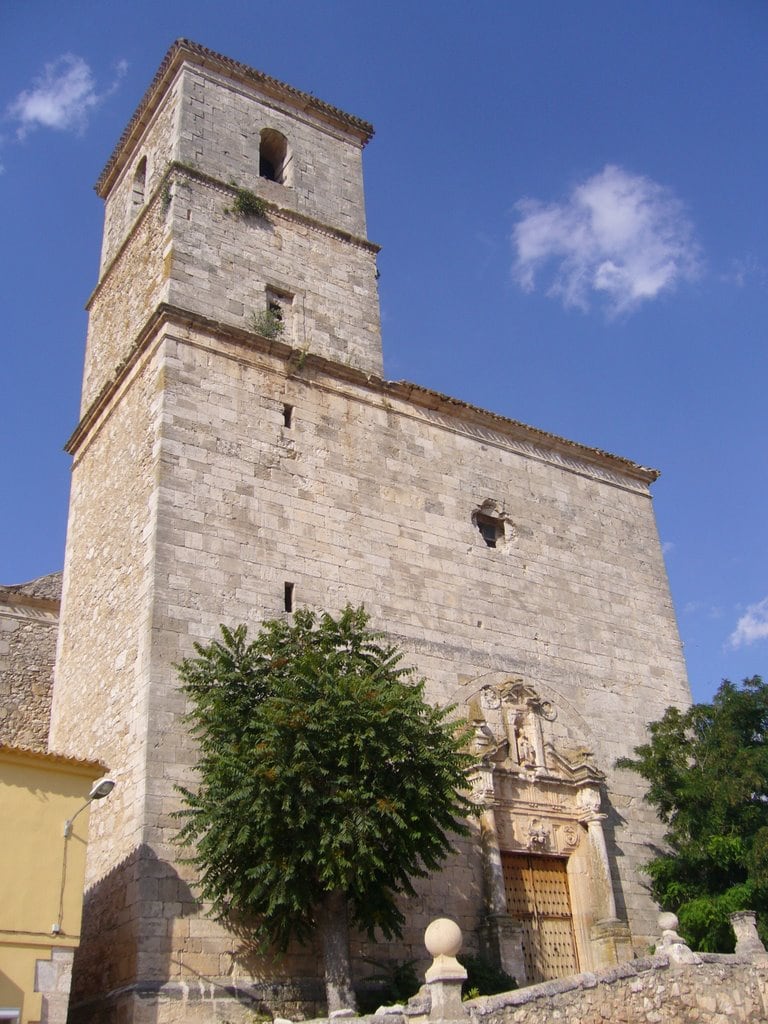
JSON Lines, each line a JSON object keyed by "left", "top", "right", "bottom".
{"left": 7, "top": 54, "right": 126, "bottom": 138}
{"left": 512, "top": 165, "right": 701, "bottom": 317}
{"left": 728, "top": 597, "right": 768, "bottom": 649}
{"left": 662, "top": 541, "right": 675, "bottom": 555}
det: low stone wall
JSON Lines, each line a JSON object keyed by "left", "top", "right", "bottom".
{"left": 465, "top": 953, "right": 768, "bottom": 1024}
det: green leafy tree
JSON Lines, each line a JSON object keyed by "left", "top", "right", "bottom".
{"left": 175, "top": 606, "right": 473, "bottom": 1012}
{"left": 617, "top": 676, "right": 768, "bottom": 951}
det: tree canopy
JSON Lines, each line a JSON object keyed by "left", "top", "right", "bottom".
{"left": 617, "top": 675, "right": 768, "bottom": 951}
{"left": 175, "top": 606, "right": 473, "bottom": 1011}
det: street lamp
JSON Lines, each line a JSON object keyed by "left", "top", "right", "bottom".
{"left": 53, "top": 778, "right": 116, "bottom": 935}
{"left": 63, "top": 778, "right": 116, "bottom": 837}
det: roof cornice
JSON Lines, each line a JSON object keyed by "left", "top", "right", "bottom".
{"left": 66, "top": 304, "right": 659, "bottom": 491}
{"left": 95, "top": 39, "right": 375, "bottom": 198}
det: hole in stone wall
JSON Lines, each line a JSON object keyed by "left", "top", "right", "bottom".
{"left": 284, "top": 582, "right": 295, "bottom": 612}
{"left": 283, "top": 404, "right": 293, "bottom": 428}
{"left": 476, "top": 514, "right": 504, "bottom": 548}
{"left": 472, "top": 499, "right": 508, "bottom": 549}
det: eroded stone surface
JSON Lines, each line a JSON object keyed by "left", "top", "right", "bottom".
{"left": 0, "top": 572, "right": 61, "bottom": 751}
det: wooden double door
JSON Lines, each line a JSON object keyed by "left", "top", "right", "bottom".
{"left": 501, "top": 852, "right": 579, "bottom": 983}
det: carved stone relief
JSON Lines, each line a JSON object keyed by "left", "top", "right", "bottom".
{"left": 466, "top": 676, "right": 605, "bottom": 825}
{"left": 464, "top": 675, "right": 629, "bottom": 977}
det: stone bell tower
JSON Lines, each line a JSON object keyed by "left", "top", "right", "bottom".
{"left": 50, "top": 36, "right": 692, "bottom": 1024}
{"left": 50, "top": 40, "right": 382, "bottom": 1023}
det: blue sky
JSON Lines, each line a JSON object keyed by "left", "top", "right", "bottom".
{"left": 1, "top": 1, "right": 766, "bottom": 703}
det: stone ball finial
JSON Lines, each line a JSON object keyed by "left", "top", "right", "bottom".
{"left": 656, "top": 910, "right": 701, "bottom": 963}
{"left": 658, "top": 911, "right": 679, "bottom": 933}
{"left": 425, "top": 918, "right": 463, "bottom": 958}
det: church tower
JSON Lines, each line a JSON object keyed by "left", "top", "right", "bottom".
{"left": 51, "top": 40, "right": 691, "bottom": 1024}
{"left": 51, "top": 40, "right": 382, "bottom": 1023}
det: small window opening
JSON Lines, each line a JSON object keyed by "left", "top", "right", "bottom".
{"left": 473, "top": 500, "right": 507, "bottom": 549}
{"left": 132, "top": 156, "right": 147, "bottom": 206}
{"left": 268, "top": 300, "right": 284, "bottom": 325}
{"left": 476, "top": 515, "right": 504, "bottom": 548}
{"left": 283, "top": 403, "right": 294, "bottom": 428}
{"left": 259, "top": 128, "right": 290, "bottom": 185}
{"left": 284, "top": 582, "right": 295, "bottom": 612}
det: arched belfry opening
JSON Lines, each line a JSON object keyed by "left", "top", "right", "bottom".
{"left": 132, "top": 155, "right": 147, "bottom": 206}
{"left": 461, "top": 676, "right": 632, "bottom": 985}
{"left": 259, "top": 128, "right": 291, "bottom": 185}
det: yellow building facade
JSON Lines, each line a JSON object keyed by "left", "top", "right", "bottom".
{"left": 0, "top": 746, "right": 108, "bottom": 1024}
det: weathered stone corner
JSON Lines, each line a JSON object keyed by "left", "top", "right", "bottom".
{"left": 729, "top": 910, "right": 768, "bottom": 961}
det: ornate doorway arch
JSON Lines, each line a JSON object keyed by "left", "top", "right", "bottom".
{"left": 459, "top": 676, "right": 632, "bottom": 983}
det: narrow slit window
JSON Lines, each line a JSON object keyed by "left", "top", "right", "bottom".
{"left": 283, "top": 403, "right": 293, "bottom": 428}
{"left": 132, "top": 156, "right": 147, "bottom": 207}
{"left": 284, "top": 582, "right": 295, "bottom": 612}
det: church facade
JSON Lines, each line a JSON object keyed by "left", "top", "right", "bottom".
{"left": 46, "top": 40, "right": 691, "bottom": 1023}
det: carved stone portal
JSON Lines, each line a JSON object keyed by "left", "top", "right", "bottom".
{"left": 464, "top": 677, "right": 631, "bottom": 983}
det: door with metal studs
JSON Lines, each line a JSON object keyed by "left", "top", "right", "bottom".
{"left": 501, "top": 852, "right": 579, "bottom": 983}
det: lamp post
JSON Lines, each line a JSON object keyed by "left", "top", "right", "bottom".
{"left": 53, "top": 778, "right": 115, "bottom": 934}
{"left": 63, "top": 778, "right": 115, "bottom": 838}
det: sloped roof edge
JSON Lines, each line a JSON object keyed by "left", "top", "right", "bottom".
{"left": 0, "top": 570, "right": 62, "bottom": 602}
{"left": 0, "top": 744, "right": 108, "bottom": 776}
{"left": 392, "top": 379, "right": 660, "bottom": 483}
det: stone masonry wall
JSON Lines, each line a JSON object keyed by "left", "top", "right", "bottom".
{"left": 178, "top": 64, "right": 369, "bottom": 238}
{"left": 50, "top": 344, "right": 161, "bottom": 880}
{"left": 99, "top": 73, "right": 181, "bottom": 272}
{"left": 82, "top": 190, "right": 171, "bottom": 410}
{"left": 166, "top": 169, "right": 381, "bottom": 374}
{"left": 0, "top": 573, "right": 61, "bottom": 751}
{"left": 466, "top": 954, "right": 768, "bottom": 1024}
{"left": 54, "top": 311, "right": 691, "bottom": 1021}
{"left": 131, "top": 320, "right": 686, "bottom": 978}
{"left": 50, "top": 346, "right": 163, "bottom": 1002}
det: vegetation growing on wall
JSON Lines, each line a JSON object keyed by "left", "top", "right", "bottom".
{"left": 229, "top": 183, "right": 268, "bottom": 218}
{"left": 460, "top": 953, "right": 517, "bottom": 999}
{"left": 250, "top": 308, "right": 284, "bottom": 339}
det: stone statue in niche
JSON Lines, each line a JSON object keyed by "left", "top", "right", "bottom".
{"left": 466, "top": 677, "right": 607, "bottom": 793}
{"left": 515, "top": 726, "right": 536, "bottom": 767}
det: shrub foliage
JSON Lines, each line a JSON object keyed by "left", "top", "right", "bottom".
{"left": 175, "top": 606, "right": 473, "bottom": 1008}
{"left": 617, "top": 676, "right": 768, "bottom": 951}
